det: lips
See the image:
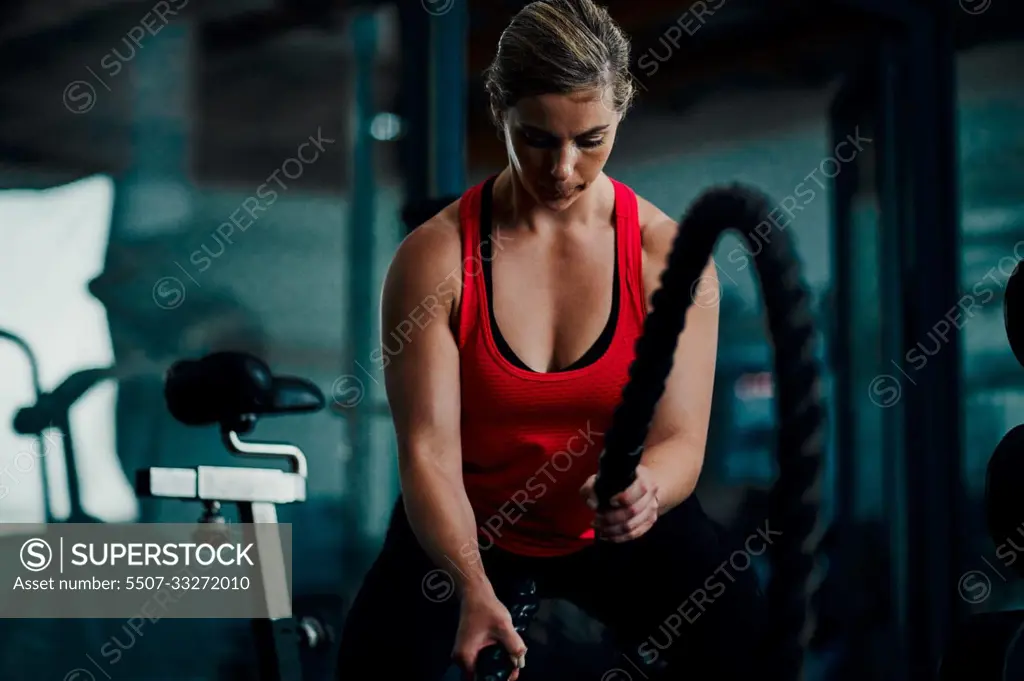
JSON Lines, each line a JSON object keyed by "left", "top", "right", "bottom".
{"left": 541, "top": 186, "right": 574, "bottom": 200}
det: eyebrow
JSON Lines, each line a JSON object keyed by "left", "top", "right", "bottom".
{"left": 519, "top": 124, "right": 610, "bottom": 137}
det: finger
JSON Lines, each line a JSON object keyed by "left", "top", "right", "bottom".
{"left": 611, "top": 478, "right": 649, "bottom": 508}
{"left": 509, "top": 645, "right": 528, "bottom": 679}
{"left": 452, "top": 648, "right": 471, "bottom": 672}
{"left": 508, "top": 651, "right": 526, "bottom": 680}
{"left": 453, "top": 635, "right": 493, "bottom": 674}
{"left": 498, "top": 627, "right": 527, "bottom": 659}
{"left": 633, "top": 484, "right": 658, "bottom": 513}
{"left": 601, "top": 502, "right": 658, "bottom": 540}
{"left": 607, "top": 512, "right": 657, "bottom": 543}
{"left": 580, "top": 475, "right": 598, "bottom": 509}
{"left": 595, "top": 486, "right": 657, "bottom": 528}
{"left": 592, "top": 507, "right": 633, "bottom": 529}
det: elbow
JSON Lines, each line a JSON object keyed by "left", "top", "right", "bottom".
{"left": 398, "top": 440, "right": 462, "bottom": 485}
{"left": 397, "top": 445, "right": 432, "bottom": 478}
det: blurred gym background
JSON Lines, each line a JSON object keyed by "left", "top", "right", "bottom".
{"left": 0, "top": 0, "right": 1022, "bottom": 679}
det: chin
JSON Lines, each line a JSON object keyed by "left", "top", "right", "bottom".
{"left": 533, "top": 185, "right": 584, "bottom": 211}
{"left": 541, "top": 195, "right": 577, "bottom": 211}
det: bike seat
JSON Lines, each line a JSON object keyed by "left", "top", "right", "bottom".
{"left": 165, "top": 351, "right": 324, "bottom": 426}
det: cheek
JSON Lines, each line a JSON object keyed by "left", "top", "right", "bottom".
{"left": 509, "top": 141, "right": 550, "bottom": 183}
{"left": 509, "top": 140, "right": 544, "bottom": 168}
{"left": 576, "top": 147, "right": 612, "bottom": 178}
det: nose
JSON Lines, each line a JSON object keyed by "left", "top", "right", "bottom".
{"left": 549, "top": 144, "right": 576, "bottom": 182}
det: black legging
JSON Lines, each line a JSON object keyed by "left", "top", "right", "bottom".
{"left": 336, "top": 495, "right": 768, "bottom": 680}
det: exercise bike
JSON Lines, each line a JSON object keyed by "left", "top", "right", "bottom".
{"left": 1, "top": 327, "right": 111, "bottom": 524}
{"left": 135, "top": 351, "right": 334, "bottom": 681}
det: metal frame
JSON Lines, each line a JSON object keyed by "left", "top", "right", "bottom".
{"left": 344, "top": 10, "right": 377, "bottom": 551}
{"left": 0, "top": 330, "right": 52, "bottom": 523}
{"left": 828, "top": 68, "right": 868, "bottom": 532}
{"left": 399, "top": 1, "right": 467, "bottom": 222}
{"left": 895, "top": 10, "right": 967, "bottom": 677}
{"left": 136, "top": 427, "right": 308, "bottom": 681}
{"left": 829, "top": 2, "right": 966, "bottom": 677}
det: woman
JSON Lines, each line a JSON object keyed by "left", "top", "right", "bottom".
{"left": 335, "top": 1, "right": 766, "bottom": 678}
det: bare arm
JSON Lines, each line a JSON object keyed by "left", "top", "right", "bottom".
{"left": 381, "top": 210, "right": 493, "bottom": 599}
{"left": 639, "top": 213, "right": 720, "bottom": 513}
{"left": 581, "top": 203, "right": 720, "bottom": 542}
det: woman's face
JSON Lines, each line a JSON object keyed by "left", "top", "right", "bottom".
{"left": 503, "top": 87, "right": 620, "bottom": 212}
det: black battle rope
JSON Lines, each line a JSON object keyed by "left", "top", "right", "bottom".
{"left": 476, "top": 184, "right": 826, "bottom": 681}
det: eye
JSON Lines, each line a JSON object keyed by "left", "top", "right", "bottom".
{"left": 577, "top": 136, "right": 605, "bottom": 149}
{"left": 520, "top": 128, "right": 555, "bottom": 148}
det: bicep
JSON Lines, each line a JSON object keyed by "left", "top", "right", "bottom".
{"left": 380, "top": 236, "right": 463, "bottom": 475}
{"left": 646, "top": 256, "right": 720, "bottom": 448}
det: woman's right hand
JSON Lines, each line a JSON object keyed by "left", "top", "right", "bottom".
{"left": 451, "top": 587, "right": 528, "bottom": 680}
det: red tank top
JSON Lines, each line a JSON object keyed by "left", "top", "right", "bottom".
{"left": 456, "top": 177, "right": 648, "bottom": 556}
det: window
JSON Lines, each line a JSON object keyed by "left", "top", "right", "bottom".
{"left": 0, "top": 175, "right": 137, "bottom": 523}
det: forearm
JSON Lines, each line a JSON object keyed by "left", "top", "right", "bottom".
{"left": 399, "top": 454, "right": 493, "bottom": 599}
{"left": 640, "top": 438, "right": 704, "bottom": 514}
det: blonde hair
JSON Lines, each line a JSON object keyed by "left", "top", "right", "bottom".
{"left": 484, "top": 0, "right": 635, "bottom": 128}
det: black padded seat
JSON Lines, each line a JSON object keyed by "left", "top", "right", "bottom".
{"left": 164, "top": 351, "right": 324, "bottom": 426}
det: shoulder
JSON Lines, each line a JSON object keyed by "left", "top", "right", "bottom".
{"left": 394, "top": 199, "right": 463, "bottom": 265}
{"left": 389, "top": 197, "right": 462, "bottom": 274}
{"left": 634, "top": 193, "right": 679, "bottom": 262}
{"left": 631, "top": 191, "right": 718, "bottom": 298}
{"left": 384, "top": 199, "right": 465, "bottom": 315}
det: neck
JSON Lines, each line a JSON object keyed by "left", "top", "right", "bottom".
{"left": 495, "top": 167, "right": 607, "bottom": 231}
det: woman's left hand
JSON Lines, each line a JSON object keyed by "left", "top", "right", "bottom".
{"left": 579, "top": 464, "right": 660, "bottom": 543}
